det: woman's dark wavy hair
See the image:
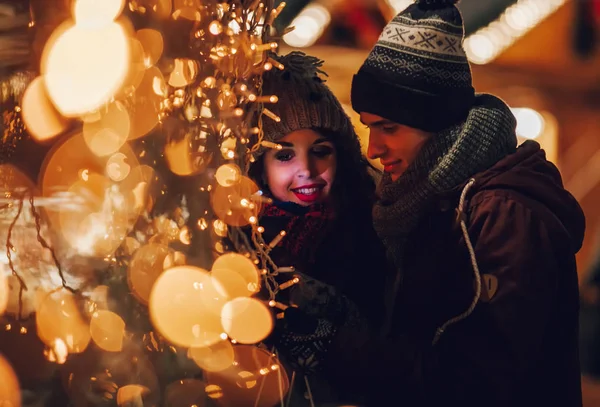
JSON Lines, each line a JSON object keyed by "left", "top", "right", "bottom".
{"left": 249, "top": 128, "right": 387, "bottom": 323}
{"left": 248, "top": 126, "right": 379, "bottom": 234}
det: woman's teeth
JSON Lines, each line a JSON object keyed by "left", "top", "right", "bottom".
{"left": 295, "top": 187, "right": 319, "bottom": 195}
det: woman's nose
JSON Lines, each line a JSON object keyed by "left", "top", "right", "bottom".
{"left": 294, "top": 155, "right": 312, "bottom": 178}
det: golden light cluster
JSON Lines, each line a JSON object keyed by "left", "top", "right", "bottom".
{"left": 0, "top": 0, "right": 300, "bottom": 404}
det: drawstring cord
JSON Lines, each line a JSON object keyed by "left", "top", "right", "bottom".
{"left": 432, "top": 178, "right": 481, "bottom": 346}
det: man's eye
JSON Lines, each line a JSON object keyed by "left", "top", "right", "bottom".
{"left": 383, "top": 126, "right": 398, "bottom": 133}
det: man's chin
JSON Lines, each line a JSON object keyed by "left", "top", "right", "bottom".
{"left": 389, "top": 172, "right": 403, "bottom": 182}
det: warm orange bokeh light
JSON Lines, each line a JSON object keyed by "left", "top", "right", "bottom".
{"left": 58, "top": 173, "right": 124, "bottom": 256}
{"left": 168, "top": 58, "right": 199, "bottom": 88}
{"left": 21, "top": 76, "right": 69, "bottom": 142}
{"left": 136, "top": 29, "right": 164, "bottom": 67}
{"left": 163, "top": 250, "right": 187, "bottom": 270}
{"left": 106, "top": 152, "right": 132, "bottom": 182}
{"left": 0, "top": 272, "right": 8, "bottom": 317}
{"left": 42, "top": 21, "right": 130, "bottom": 116}
{"left": 0, "top": 354, "right": 21, "bottom": 407}
{"left": 90, "top": 309, "right": 126, "bottom": 352}
{"left": 83, "top": 101, "right": 131, "bottom": 156}
{"left": 40, "top": 133, "right": 141, "bottom": 256}
{"left": 211, "top": 252, "right": 260, "bottom": 298}
{"left": 120, "top": 164, "right": 156, "bottom": 215}
{"left": 73, "top": 0, "right": 125, "bottom": 27}
{"left": 119, "top": 38, "right": 146, "bottom": 98}
{"left": 205, "top": 345, "right": 289, "bottom": 407}
{"left": 173, "top": 0, "right": 203, "bottom": 20}
{"left": 127, "top": 66, "right": 164, "bottom": 139}
{"left": 164, "top": 133, "right": 198, "bottom": 176}
{"left": 128, "top": 243, "right": 171, "bottom": 305}
{"left": 211, "top": 176, "right": 261, "bottom": 227}
{"left": 41, "top": 133, "right": 103, "bottom": 191}
{"left": 36, "top": 290, "right": 91, "bottom": 354}
{"left": 215, "top": 164, "right": 242, "bottom": 187}
{"left": 149, "top": 266, "right": 226, "bottom": 348}
{"left": 116, "top": 384, "right": 151, "bottom": 406}
{"left": 188, "top": 338, "right": 235, "bottom": 372}
{"left": 213, "top": 219, "right": 228, "bottom": 237}
{"left": 221, "top": 297, "right": 273, "bottom": 344}
{"left": 205, "top": 383, "right": 224, "bottom": 400}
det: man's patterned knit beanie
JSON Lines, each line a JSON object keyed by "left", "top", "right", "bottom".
{"left": 351, "top": 0, "right": 474, "bottom": 132}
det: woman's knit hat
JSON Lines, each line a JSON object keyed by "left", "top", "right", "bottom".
{"left": 351, "top": 0, "right": 475, "bottom": 132}
{"left": 257, "top": 51, "right": 355, "bottom": 155}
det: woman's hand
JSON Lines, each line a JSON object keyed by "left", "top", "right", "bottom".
{"left": 274, "top": 307, "right": 338, "bottom": 374}
{"left": 268, "top": 272, "right": 365, "bottom": 375}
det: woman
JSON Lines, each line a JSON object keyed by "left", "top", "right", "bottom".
{"left": 247, "top": 51, "right": 388, "bottom": 406}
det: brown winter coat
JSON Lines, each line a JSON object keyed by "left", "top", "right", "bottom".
{"left": 327, "top": 141, "right": 585, "bottom": 407}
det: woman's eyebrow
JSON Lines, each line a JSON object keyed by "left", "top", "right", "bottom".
{"left": 312, "top": 137, "right": 329, "bottom": 145}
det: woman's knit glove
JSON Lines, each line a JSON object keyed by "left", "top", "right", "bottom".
{"left": 275, "top": 307, "right": 338, "bottom": 374}
{"left": 271, "top": 272, "right": 364, "bottom": 375}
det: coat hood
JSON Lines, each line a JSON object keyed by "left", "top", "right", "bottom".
{"left": 471, "top": 140, "right": 585, "bottom": 252}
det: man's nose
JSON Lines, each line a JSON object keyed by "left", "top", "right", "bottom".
{"left": 367, "top": 132, "right": 385, "bottom": 160}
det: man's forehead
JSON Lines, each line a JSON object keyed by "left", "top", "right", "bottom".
{"left": 359, "top": 112, "right": 393, "bottom": 125}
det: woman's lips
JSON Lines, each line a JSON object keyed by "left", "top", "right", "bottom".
{"left": 291, "top": 184, "right": 324, "bottom": 203}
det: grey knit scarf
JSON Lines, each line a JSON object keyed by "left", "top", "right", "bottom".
{"left": 373, "top": 94, "right": 517, "bottom": 282}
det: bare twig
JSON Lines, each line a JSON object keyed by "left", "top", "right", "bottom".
{"left": 6, "top": 194, "right": 26, "bottom": 289}
{"left": 29, "top": 194, "right": 77, "bottom": 294}
{"left": 6, "top": 194, "right": 27, "bottom": 320}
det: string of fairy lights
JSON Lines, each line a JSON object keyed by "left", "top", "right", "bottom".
{"left": 0, "top": 0, "right": 305, "bottom": 405}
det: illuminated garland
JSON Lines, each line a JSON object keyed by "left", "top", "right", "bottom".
{"left": 0, "top": 0, "right": 301, "bottom": 404}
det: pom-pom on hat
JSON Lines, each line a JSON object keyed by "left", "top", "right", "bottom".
{"left": 351, "top": 0, "right": 474, "bottom": 132}
{"left": 256, "top": 51, "right": 354, "bottom": 156}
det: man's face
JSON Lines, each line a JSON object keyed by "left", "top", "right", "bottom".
{"left": 360, "top": 112, "right": 432, "bottom": 181}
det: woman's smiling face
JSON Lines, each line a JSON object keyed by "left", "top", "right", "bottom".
{"left": 263, "top": 129, "right": 336, "bottom": 206}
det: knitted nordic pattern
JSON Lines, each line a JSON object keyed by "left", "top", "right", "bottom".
{"left": 257, "top": 52, "right": 354, "bottom": 156}
{"left": 351, "top": 0, "right": 475, "bottom": 132}
{"left": 373, "top": 93, "right": 517, "bottom": 286}
{"left": 276, "top": 273, "right": 365, "bottom": 375}
{"left": 367, "top": 13, "right": 471, "bottom": 88}
{"left": 278, "top": 315, "right": 337, "bottom": 374}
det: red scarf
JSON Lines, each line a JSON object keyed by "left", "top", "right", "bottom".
{"left": 261, "top": 202, "right": 335, "bottom": 267}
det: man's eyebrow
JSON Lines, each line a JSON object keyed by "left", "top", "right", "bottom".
{"left": 361, "top": 119, "right": 396, "bottom": 127}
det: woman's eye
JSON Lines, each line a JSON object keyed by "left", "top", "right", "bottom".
{"left": 274, "top": 150, "right": 294, "bottom": 162}
{"left": 383, "top": 126, "right": 398, "bottom": 134}
{"left": 311, "top": 146, "right": 333, "bottom": 158}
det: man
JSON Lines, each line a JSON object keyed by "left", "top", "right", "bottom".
{"left": 580, "top": 242, "right": 600, "bottom": 379}
{"left": 322, "top": 0, "right": 586, "bottom": 406}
